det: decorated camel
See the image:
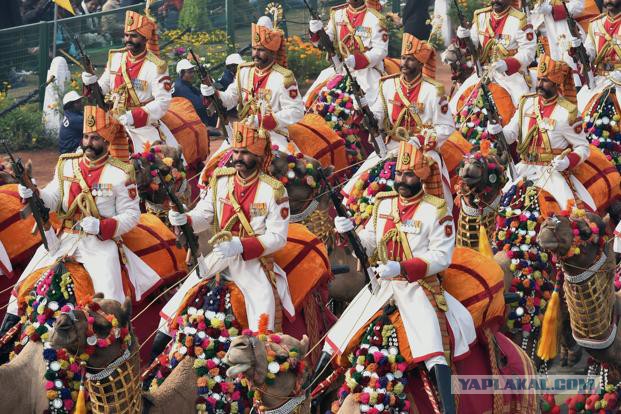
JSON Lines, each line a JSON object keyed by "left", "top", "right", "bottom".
{"left": 537, "top": 210, "right": 621, "bottom": 374}
{"left": 224, "top": 329, "right": 311, "bottom": 413}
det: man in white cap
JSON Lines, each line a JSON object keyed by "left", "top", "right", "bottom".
{"left": 172, "top": 58, "right": 213, "bottom": 125}
{"left": 216, "top": 53, "right": 244, "bottom": 91}
{"left": 59, "top": 90, "right": 84, "bottom": 154}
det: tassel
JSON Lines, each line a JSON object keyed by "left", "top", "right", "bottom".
{"left": 257, "top": 313, "right": 269, "bottom": 335}
{"left": 537, "top": 275, "right": 562, "bottom": 360}
{"left": 75, "top": 361, "right": 88, "bottom": 414}
{"left": 478, "top": 225, "right": 494, "bottom": 259}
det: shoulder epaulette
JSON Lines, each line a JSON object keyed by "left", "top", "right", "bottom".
{"left": 376, "top": 190, "right": 398, "bottom": 200}
{"left": 59, "top": 152, "right": 82, "bottom": 160}
{"left": 214, "top": 167, "right": 236, "bottom": 177}
{"left": 272, "top": 64, "right": 297, "bottom": 89}
{"left": 508, "top": 7, "right": 527, "bottom": 26}
{"left": 106, "top": 48, "right": 124, "bottom": 69}
{"left": 557, "top": 97, "right": 578, "bottom": 124}
{"left": 423, "top": 194, "right": 447, "bottom": 218}
{"left": 423, "top": 76, "right": 445, "bottom": 96}
{"left": 107, "top": 157, "right": 136, "bottom": 182}
{"left": 366, "top": 7, "right": 387, "bottom": 29}
{"left": 259, "top": 173, "right": 286, "bottom": 201}
{"left": 474, "top": 6, "right": 492, "bottom": 17}
{"left": 590, "top": 12, "right": 605, "bottom": 22}
{"left": 330, "top": 3, "right": 347, "bottom": 12}
{"left": 145, "top": 51, "right": 167, "bottom": 75}
{"left": 380, "top": 73, "right": 399, "bottom": 81}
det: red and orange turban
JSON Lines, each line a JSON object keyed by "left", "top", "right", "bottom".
{"left": 401, "top": 33, "right": 436, "bottom": 79}
{"left": 125, "top": 10, "right": 160, "bottom": 56}
{"left": 251, "top": 18, "right": 287, "bottom": 67}
{"left": 232, "top": 122, "right": 273, "bottom": 171}
{"left": 537, "top": 55, "right": 577, "bottom": 104}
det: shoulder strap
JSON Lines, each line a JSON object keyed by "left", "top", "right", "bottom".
{"left": 120, "top": 53, "right": 142, "bottom": 107}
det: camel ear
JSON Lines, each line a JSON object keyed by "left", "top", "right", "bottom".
{"left": 300, "top": 335, "right": 310, "bottom": 356}
{"left": 120, "top": 297, "right": 132, "bottom": 327}
{"left": 93, "top": 292, "right": 105, "bottom": 299}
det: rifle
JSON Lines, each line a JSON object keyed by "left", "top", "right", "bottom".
{"left": 479, "top": 79, "right": 518, "bottom": 180}
{"left": 562, "top": 1, "right": 593, "bottom": 89}
{"left": 189, "top": 48, "right": 229, "bottom": 140}
{"left": 2, "top": 141, "right": 49, "bottom": 249}
{"left": 342, "top": 64, "right": 388, "bottom": 157}
{"left": 156, "top": 169, "right": 201, "bottom": 277}
{"left": 0, "top": 76, "right": 55, "bottom": 119}
{"left": 317, "top": 168, "right": 374, "bottom": 293}
{"left": 302, "top": 0, "right": 342, "bottom": 69}
{"left": 452, "top": 0, "right": 483, "bottom": 77}
{"left": 74, "top": 36, "right": 109, "bottom": 110}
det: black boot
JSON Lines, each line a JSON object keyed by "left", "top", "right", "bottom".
{"left": 432, "top": 364, "right": 456, "bottom": 414}
{"left": 150, "top": 331, "right": 172, "bottom": 363}
{"left": 0, "top": 313, "right": 21, "bottom": 363}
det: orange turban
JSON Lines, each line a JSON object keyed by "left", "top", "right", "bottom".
{"left": 366, "top": 0, "right": 382, "bottom": 10}
{"left": 83, "top": 105, "right": 121, "bottom": 143}
{"left": 125, "top": 10, "right": 160, "bottom": 56}
{"left": 401, "top": 33, "right": 436, "bottom": 79}
{"left": 537, "top": 55, "right": 577, "bottom": 104}
{"left": 232, "top": 122, "right": 273, "bottom": 170}
{"left": 251, "top": 22, "right": 287, "bottom": 67}
{"left": 396, "top": 141, "right": 431, "bottom": 179}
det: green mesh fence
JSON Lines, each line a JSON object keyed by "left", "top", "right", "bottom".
{"left": 0, "top": 0, "right": 402, "bottom": 104}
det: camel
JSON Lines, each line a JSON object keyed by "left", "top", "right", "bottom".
{"left": 224, "top": 333, "right": 311, "bottom": 413}
{"left": 0, "top": 340, "right": 47, "bottom": 412}
{"left": 538, "top": 211, "right": 621, "bottom": 374}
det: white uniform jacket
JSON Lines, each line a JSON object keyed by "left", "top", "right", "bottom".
{"left": 98, "top": 48, "right": 178, "bottom": 152}
{"left": 9, "top": 154, "right": 160, "bottom": 315}
{"left": 210, "top": 62, "right": 304, "bottom": 158}
{"left": 324, "top": 192, "right": 476, "bottom": 363}
{"left": 577, "top": 13, "right": 621, "bottom": 111}
{"left": 451, "top": 6, "right": 536, "bottom": 111}
{"left": 160, "top": 167, "right": 294, "bottom": 332}
{"left": 342, "top": 74, "right": 455, "bottom": 206}
{"left": 502, "top": 94, "right": 594, "bottom": 210}
{"left": 306, "top": 3, "right": 389, "bottom": 105}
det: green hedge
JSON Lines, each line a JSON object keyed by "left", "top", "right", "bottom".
{"left": 0, "top": 100, "right": 56, "bottom": 150}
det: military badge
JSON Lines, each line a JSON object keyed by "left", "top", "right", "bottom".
{"left": 87, "top": 114, "right": 96, "bottom": 128}
{"left": 289, "top": 89, "right": 298, "bottom": 99}
{"left": 526, "top": 32, "right": 534, "bottom": 41}
{"left": 128, "top": 187, "right": 137, "bottom": 200}
{"left": 401, "top": 152, "right": 411, "bottom": 166}
{"left": 444, "top": 224, "right": 453, "bottom": 237}
{"left": 280, "top": 207, "right": 289, "bottom": 219}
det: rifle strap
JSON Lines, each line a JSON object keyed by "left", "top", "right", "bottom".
{"left": 391, "top": 77, "right": 425, "bottom": 135}
{"left": 58, "top": 158, "right": 101, "bottom": 221}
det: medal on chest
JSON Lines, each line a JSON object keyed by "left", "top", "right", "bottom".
{"left": 250, "top": 202, "right": 267, "bottom": 217}
{"left": 400, "top": 219, "right": 422, "bottom": 234}
{"left": 91, "top": 183, "right": 113, "bottom": 197}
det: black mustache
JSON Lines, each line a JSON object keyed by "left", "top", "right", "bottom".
{"left": 233, "top": 161, "right": 249, "bottom": 168}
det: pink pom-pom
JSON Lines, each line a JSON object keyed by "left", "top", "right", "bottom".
{"left": 269, "top": 334, "right": 281, "bottom": 344}
{"left": 87, "top": 316, "right": 95, "bottom": 324}
{"left": 206, "top": 359, "right": 217, "bottom": 369}
{"left": 60, "top": 305, "right": 72, "bottom": 313}
{"left": 242, "top": 329, "right": 253, "bottom": 336}
{"left": 45, "top": 381, "right": 55, "bottom": 390}
{"left": 573, "top": 229, "right": 580, "bottom": 236}
{"left": 359, "top": 393, "right": 370, "bottom": 404}
{"left": 64, "top": 399, "right": 74, "bottom": 410}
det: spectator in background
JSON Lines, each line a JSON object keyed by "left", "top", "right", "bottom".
{"left": 215, "top": 53, "right": 243, "bottom": 91}
{"left": 172, "top": 59, "right": 215, "bottom": 126}
{"left": 76, "top": 0, "right": 101, "bottom": 14}
{"left": 59, "top": 91, "right": 84, "bottom": 154}
{"left": 101, "top": 0, "right": 122, "bottom": 40}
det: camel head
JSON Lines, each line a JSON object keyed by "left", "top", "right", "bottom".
{"left": 441, "top": 43, "right": 472, "bottom": 83}
{"left": 50, "top": 293, "right": 133, "bottom": 370}
{"left": 131, "top": 143, "right": 188, "bottom": 206}
{"left": 458, "top": 141, "right": 506, "bottom": 207}
{"left": 269, "top": 151, "right": 333, "bottom": 215}
{"left": 224, "top": 333, "right": 309, "bottom": 389}
{"left": 0, "top": 158, "right": 32, "bottom": 186}
{"left": 538, "top": 210, "right": 607, "bottom": 263}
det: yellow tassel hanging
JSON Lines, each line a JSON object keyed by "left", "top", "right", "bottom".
{"left": 478, "top": 225, "right": 494, "bottom": 259}
{"left": 75, "top": 362, "right": 88, "bottom": 414}
{"left": 537, "top": 288, "right": 561, "bottom": 361}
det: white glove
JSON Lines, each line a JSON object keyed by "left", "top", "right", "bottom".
{"left": 81, "top": 72, "right": 98, "bottom": 86}
{"left": 309, "top": 19, "right": 323, "bottom": 33}
{"left": 610, "top": 70, "right": 621, "bottom": 83}
{"left": 551, "top": 155, "right": 570, "bottom": 171}
{"left": 213, "top": 237, "right": 243, "bottom": 259}
{"left": 374, "top": 261, "right": 402, "bottom": 279}
{"left": 456, "top": 26, "right": 471, "bottom": 39}
{"left": 492, "top": 60, "right": 508, "bottom": 73}
{"left": 570, "top": 37, "right": 582, "bottom": 48}
{"left": 487, "top": 122, "right": 503, "bottom": 135}
{"left": 334, "top": 216, "right": 354, "bottom": 234}
{"left": 118, "top": 111, "right": 134, "bottom": 127}
{"left": 80, "top": 216, "right": 100, "bottom": 235}
{"left": 344, "top": 55, "right": 356, "bottom": 69}
{"left": 200, "top": 84, "right": 215, "bottom": 97}
{"left": 535, "top": 1, "right": 552, "bottom": 15}
{"left": 17, "top": 184, "right": 33, "bottom": 199}
{"left": 168, "top": 210, "right": 188, "bottom": 226}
